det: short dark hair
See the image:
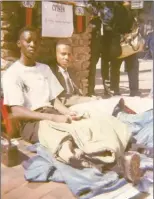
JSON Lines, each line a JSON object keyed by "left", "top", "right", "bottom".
{"left": 56, "top": 39, "right": 72, "bottom": 54}
{"left": 56, "top": 39, "right": 72, "bottom": 49}
{"left": 18, "top": 26, "right": 40, "bottom": 39}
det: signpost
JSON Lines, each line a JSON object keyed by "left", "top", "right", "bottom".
{"left": 21, "top": 1, "right": 36, "bottom": 25}
{"left": 74, "top": 3, "right": 86, "bottom": 33}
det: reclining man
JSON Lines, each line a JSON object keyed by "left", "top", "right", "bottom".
{"left": 2, "top": 26, "right": 152, "bottom": 183}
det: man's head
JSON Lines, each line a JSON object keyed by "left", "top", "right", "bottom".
{"left": 17, "top": 26, "right": 40, "bottom": 60}
{"left": 56, "top": 40, "right": 73, "bottom": 69}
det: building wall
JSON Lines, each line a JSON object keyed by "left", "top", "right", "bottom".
{"left": 1, "top": 1, "right": 92, "bottom": 95}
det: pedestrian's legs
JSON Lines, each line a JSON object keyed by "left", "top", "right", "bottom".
{"left": 101, "top": 59, "right": 110, "bottom": 81}
{"left": 101, "top": 33, "right": 113, "bottom": 95}
{"left": 125, "top": 54, "right": 139, "bottom": 95}
{"left": 88, "top": 34, "right": 101, "bottom": 96}
{"left": 110, "top": 58, "right": 122, "bottom": 94}
{"left": 101, "top": 58, "right": 111, "bottom": 95}
{"left": 117, "top": 109, "right": 153, "bottom": 136}
{"left": 101, "top": 33, "right": 112, "bottom": 81}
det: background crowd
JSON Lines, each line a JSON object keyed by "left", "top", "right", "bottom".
{"left": 85, "top": 1, "right": 154, "bottom": 97}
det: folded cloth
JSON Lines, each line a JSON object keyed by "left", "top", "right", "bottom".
{"left": 39, "top": 116, "right": 131, "bottom": 164}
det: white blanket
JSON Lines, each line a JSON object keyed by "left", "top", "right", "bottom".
{"left": 70, "top": 96, "right": 153, "bottom": 116}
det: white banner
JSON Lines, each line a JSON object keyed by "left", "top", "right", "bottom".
{"left": 131, "top": 0, "right": 144, "bottom": 9}
{"left": 42, "top": 2, "right": 73, "bottom": 38}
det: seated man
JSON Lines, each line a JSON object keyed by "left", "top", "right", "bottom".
{"left": 3, "top": 26, "right": 143, "bottom": 183}
{"left": 51, "top": 40, "right": 98, "bottom": 107}
{"left": 2, "top": 26, "right": 83, "bottom": 164}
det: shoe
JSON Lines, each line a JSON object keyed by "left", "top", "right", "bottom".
{"left": 112, "top": 98, "right": 136, "bottom": 117}
{"left": 124, "top": 105, "right": 136, "bottom": 114}
{"left": 113, "top": 91, "right": 121, "bottom": 96}
{"left": 112, "top": 98, "right": 125, "bottom": 117}
{"left": 130, "top": 91, "right": 141, "bottom": 97}
{"left": 103, "top": 80, "right": 113, "bottom": 97}
{"left": 87, "top": 93, "right": 95, "bottom": 97}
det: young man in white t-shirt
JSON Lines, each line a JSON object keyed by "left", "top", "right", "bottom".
{"left": 2, "top": 26, "right": 85, "bottom": 166}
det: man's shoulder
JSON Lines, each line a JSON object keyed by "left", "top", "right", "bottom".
{"left": 36, "top": 62, "right": 51, "bottom": 70}
{"left": 3, "top": 61, "right": 20, "bottom": 78}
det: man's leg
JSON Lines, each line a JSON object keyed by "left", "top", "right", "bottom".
{"left": 88, "top": 34, "right": 101, "bottom": 96}
{"left": 117, "top": 109, "right": 153, "bottom": 136}
{"left": 125, "top": 54, "right": 140, "bottom": 96}
{"left": 110, "top": 58, "right": 122, "bottom": 95}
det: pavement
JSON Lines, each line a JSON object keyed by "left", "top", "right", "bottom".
{"left": 94, "top": 58, "right": 153, "bottom": 97}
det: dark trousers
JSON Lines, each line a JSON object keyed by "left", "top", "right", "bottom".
{"left": 88, "top": 33, "right": 101, "bottom": 95}
{"left": 101, "top": 32, "right": 121, "bottom": 94}
{"left": 125, "top": 53, "right": 139, "bottom": 93}
{"left": 110, "top": 58, "right": 122, "bottom": 92}
{"left": 101, "top": 31, "right": 113, "bottom": 81}
{"left": 110, "top": 53, "right": 139, "bottom": 93}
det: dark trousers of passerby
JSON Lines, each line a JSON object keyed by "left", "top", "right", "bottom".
{"left": 101, "top": 32, "right": 113, "bottom": 81}
{"left": 101, "top": 32, "right": 123, "bottom": 95}
{"left": 88, "top": 32, "right": 101, "bottom": 96}
{"left": 101, "top": 31, "right": 114, "bottom": 95}
{"left": 110, "top": 58, "right": 122, "bottom": 94}
{"left": 110, "top": 53, "right": 139, "bottom": 96}
{"left": 125, "top": 53, "right": 139, "bottom": 96}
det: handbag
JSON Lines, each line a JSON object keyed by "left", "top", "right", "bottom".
{"left": 118, "top": 26, "right": 145, "bottom": 59}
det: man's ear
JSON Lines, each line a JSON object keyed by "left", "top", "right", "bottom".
{"left": 17, "top": 40, "right": 21, "bottom": 48}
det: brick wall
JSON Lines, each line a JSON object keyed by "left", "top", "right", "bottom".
{"left": 1, "top": 1, "right": 92, "bottom": 95}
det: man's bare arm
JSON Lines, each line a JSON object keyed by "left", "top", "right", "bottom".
{"left": 11, "top": 106, "right": 71, "bottom": 123}
{"left": 53, "top": 98, "right": 71, "bottom": 115}
{"left": 53, "top": 98, "right": 83, "bottom": 120}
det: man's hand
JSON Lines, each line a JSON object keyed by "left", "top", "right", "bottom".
{"left": 68, "top": 111, "right": 88, "bottom": 121}
{"left": 47, "top": 114, "right": 72, "bottom": 123}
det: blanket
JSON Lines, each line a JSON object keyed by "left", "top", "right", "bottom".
{"left": 70, "top": 97, "right": 153, "bottom": 116}
{"left": 38, "top": 115, "right": 131, "bottom": 164}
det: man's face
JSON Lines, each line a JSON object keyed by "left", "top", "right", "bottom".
{"left": 56, "top": 44, "right": 72, "bottom": 68}
{"left": 17, "top": 31, "right": 40, "bottom": 59}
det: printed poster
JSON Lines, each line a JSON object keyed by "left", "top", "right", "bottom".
{"left": 42, "top": 2, "right": 73, "bottom": 37}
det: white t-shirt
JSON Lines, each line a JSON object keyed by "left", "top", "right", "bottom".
{"left": 2, "top": 61, "right": 64, "bottom": 110}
